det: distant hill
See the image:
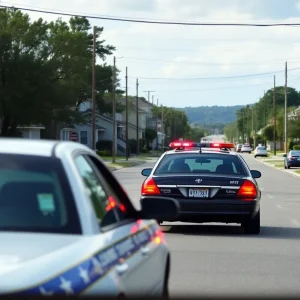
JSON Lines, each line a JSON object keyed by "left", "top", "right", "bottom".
{"left": 177, "top": 105, "right": 244, "bottom": 125}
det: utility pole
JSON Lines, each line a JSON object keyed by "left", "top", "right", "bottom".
{"left": 263, "top": 90, "right": 266, "bottom": 146}
{"left": 125, "top": 67, "right": 129, "bottom": 161}
{"left": 91, "top": 25, "right": 96, "bottom": 151}
{"left": 284, "top": 61, "right": 288, "bottom": 153}
{"left": 252, "top": 106, "right": 254, "bottom": 147}
{"left": 273, "top": 75, "right": 276, "bottom": 156}
{"left": 143, "top": 90, "right": 155, "bottom": 114}
{"left": 156, "top": 98, "right": 159, "bottom": 154}
{"left": 161, "top": 105, "right": 164, "bottom": 149}
{"left": 152, "top": 95, "right": 154, "bottom": 105}
{"left": 112, "top": 56, "right": 116, "bottom": 163}
{"left": 136, "top": 78, "right": 139, "bottom": 156}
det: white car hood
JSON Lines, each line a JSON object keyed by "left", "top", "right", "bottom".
{"left": 0, "top": 232, "right": 89, "bottom": 293}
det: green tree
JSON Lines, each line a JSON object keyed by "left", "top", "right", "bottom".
{"left": 0, "top": 8, "right": 115, "bottom": 136}
{"left": 224, "top": 122, "right": 238, "bottom": 142}
{"left": 152, "top": 106, "right": 190, "bottom": 140}
{"left": 189, "top": 126, "right": 205, "bottom": 141}
{"left": 145, "top": 128, "right": 157, "bottom": 147}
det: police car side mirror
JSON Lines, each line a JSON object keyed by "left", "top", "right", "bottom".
{"left": 250, "top": 170, "right": 261, "bottom": 179}
{"left": 141, "top": 168, "right": 152, "bottom": 177}
{"left": 140, "top": 197, "right": 179, "bottom": 221}
{"left": 283, "top": 154, "right": 287, "bottom": 157}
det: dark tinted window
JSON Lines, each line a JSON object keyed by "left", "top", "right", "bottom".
{"left": 257, "top": 147, "right": 266, "bottom": 150}
{"left": 0, "top": 154, "right": 81, "bottom": 234}
{"left": 154, "top": 153, "right": 246, "bottom": 175}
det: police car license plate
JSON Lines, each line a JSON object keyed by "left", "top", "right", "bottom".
{"left": 189, "top": 188, "right": 209, "bottom": 198}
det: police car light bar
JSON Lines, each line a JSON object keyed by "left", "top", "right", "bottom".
{"left": 169, "top": 141, "right": 235, "bottom": 149}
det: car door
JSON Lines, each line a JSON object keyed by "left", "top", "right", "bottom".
{"left": 73, "top": 153, "right": 166, "bottom": 296}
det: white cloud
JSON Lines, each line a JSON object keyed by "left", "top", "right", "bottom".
{"left": 2, "top": 0, "right": 300, "bottom": 107}
{"left": 295, "top": 1, "right": 300, "bottom": 11}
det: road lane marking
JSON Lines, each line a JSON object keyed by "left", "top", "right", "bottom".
{"left": 276, "top": 205, "right": 283, "bottom": 209}
{"left": 291, "top": 219, "right": 300, "bottom": 227}
{"left": 267, "top": 194, "right": 274, "bottom": 199}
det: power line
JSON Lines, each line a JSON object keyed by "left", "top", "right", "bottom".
{"left": 2, "top": 4, "right": 300, "bottom": 27}
{"left": 121, "top": 56, "right": 300, "bottom": 66}
{"left": 129, "top": 67, "right": 300, "bottom": 81}
{"left": 112, "top": 44, "right": 297, "bottom": 53}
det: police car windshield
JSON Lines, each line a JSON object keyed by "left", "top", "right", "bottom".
{"left": 154, "top": 153, "right": 247, "bottom": 175}
{"left": 0, "top": 154, "right": 81, "bottom": 234}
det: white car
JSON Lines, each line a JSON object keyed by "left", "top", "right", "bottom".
{"left": 241, "top": 144, "right": 252, "bottom": 153}
{"left": 254, "top": 146, "right": 268, "bottom": 158}
{"left": 0, "top": 139, "right": 178, "bottom": 297}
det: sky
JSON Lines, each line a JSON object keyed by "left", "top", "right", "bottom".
{"left": 2, "top": 0, "right": 300, "bottom": 108}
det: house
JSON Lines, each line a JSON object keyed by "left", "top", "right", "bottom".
{"left": 288, "top": 106, "right": 300, "bottom": 121}
{"left": 17, "top": 124, "right": 45, "bottom": 139}
{"left": 59, "top": 97, "right": 153, "bottom": 155}
{"left": 58, "top": 99, "right": 126, "bottom": 155}
{"left": 116, "top": 97, "right": 148, "bottom": 141}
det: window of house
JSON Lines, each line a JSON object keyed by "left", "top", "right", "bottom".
{"left": 97, "top": 130, "right": 101, "bottom": 142}
{"left": 61, "top": 129, "right": 72, "bottom": 141}
{"left": 80, "top": 131, "right": 88, "bottom": 145}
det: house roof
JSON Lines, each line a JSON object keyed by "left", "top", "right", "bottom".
{"left": 17, "top": 124, "right": 45, "bottom": 129}
{"left": 80, "top": 109, "right": 113, "bottom": 123}
{"left": 85, "top": 123, "right": 106, "bottom": 130}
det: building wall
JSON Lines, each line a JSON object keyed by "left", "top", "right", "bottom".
{"left": 20, "top": 128, "right": 42, "bottom": 139}
{"left": 30, "top": 129, "right": 42, "bottom": 139}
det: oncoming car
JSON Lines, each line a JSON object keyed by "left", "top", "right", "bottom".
{"left": 0, "top": 139, "right": 178, "bottom": 297}
{"left": 140, "top": 141, "right": 262, "bottom": 234}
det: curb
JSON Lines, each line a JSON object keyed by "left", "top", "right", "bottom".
{"left": 108, "top": 161, "right": 147, "bottom": 172}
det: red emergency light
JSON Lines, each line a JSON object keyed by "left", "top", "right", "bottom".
{"left": 169, "top": 140, "right": 235, "bottom": 150}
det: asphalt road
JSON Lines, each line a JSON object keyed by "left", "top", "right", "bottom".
{"left": 114, "top": 154, "right": 300, "bottom": 297}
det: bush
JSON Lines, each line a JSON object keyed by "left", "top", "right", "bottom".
{"left": 128, "top": 139, "right": 148, "bottom": 154}
{"left": 293, "top": 145, "right": 300, "bottom": 150}
{"left": 96, "top": 140, "right": 112, "bottom": 151}
{"left": 97, "top": 150, "right": 112, "bottom": 157}
{"left": 141, "top": 148, "right": 148, "bottom": 153}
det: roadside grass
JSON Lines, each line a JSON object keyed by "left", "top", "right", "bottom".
{"left": 100, "top": 155, "right": 153, "bottom": 162}
{"left": 109, "top": 162, "right": 142, "bottom": 168}
{"left": 268, "top": 150, "right": 285, "bottom": 155}
{"left": 296, "top": 170, "right": 300, "bottom": 174}
{"left": 262, "top": 159, "right": 284, "bottom": 164}
{"left": 274, "top": 163, "right": 284, "bottom": 168}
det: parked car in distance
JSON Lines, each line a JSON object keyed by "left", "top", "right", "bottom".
{"left": 241, "top": 143, "right": 252, "bottom": 154}
{"left": 254, "top": 146, "right": 268, "bottom": 158}
{"left": 236, "top": 144, "right": 242, "bottom": 152}
{"left": 283, "top": 150, "right": 300, "bottom": 169}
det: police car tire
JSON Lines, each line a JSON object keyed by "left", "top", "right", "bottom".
{"left": 162, "top": 256, "right": 170, "bottom": 299}
{"left": 243, "top": 210, "right": 260, "bottom": 234}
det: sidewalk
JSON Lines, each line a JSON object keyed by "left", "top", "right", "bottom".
{"left": 255, "top": 154, "right": 300, "bottom": 178}
{"left": 104, "top": 157, "right": 158, "bottom": 171}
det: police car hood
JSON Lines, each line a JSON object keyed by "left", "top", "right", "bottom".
{"left": 0, "top": 232, "right": 89, "bottom": 292}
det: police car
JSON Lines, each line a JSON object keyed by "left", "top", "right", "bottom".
{"left": 140, "top": 141, "right": 262, "bottom": 234}
{"left": 0, "top": 139, "right": 178, "bottom": 296}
